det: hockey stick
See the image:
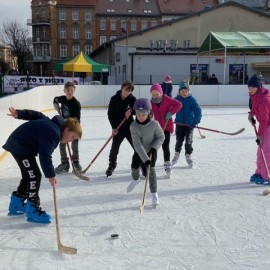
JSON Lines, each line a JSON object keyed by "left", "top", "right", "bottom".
{"left": 197, "top": 126, "right": 206, "bottom": 139}
{"left": 80, "top": 116, "right": 127, "bottom": 174}
{"left": 53, "top": 185, "right": 77, "bottom": 254}
{"left": 174, "top": 122, "right": 245, "bottom": 136}
{"left": 66, "top": 143, "right": 90, "bottom": 181}
{"left": 139, "top": 154, "right": 152, "bottom": 213}
{"left": 251, "top": 126, "right": 270, "bottom": 196}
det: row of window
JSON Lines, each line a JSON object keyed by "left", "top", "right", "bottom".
{"left": 100, "top": 20, "right": 157, "bottom": 31}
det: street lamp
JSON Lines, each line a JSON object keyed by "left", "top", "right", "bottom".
{"left": 121, "top": 27, "right": 128, "bottom": 80}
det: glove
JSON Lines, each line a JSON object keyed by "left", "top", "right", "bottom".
{"left": 144, "top": 160, "right": 151, "bottom": 167}
{"left": 166, "top": 112, "right": 172, "bottom": 120}
{"left": 148, "top": 148, "right": 157, "bottom": 156}
{"left": 256, "top": 136, "right": 263, "bottom": 145}
{"left": 248, "top": 113, "right": 256, "bottom": 125}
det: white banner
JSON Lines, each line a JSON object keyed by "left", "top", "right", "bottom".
{"left": 3, "top": 76, "right": 80, "bottom": 93}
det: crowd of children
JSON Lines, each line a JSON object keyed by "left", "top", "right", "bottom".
{"left": 5, "top": 74, "right": 269, "bottom": 224}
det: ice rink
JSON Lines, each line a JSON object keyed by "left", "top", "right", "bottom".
{"left": 1, "top": 107, "right": 270, "bottom": 270}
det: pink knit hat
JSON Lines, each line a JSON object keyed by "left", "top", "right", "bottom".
{"left": 165, "top": 75, "right": 172, "bottom": 81}
{"left": 150, "top": 83, "right": 163, "bottom": 94}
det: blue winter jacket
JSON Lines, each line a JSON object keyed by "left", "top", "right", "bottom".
{"left": 3, "top": 110, "right": 63, "bottom": 178}
{"left": 174, "top": 94, "right": 202, "bottom": 127}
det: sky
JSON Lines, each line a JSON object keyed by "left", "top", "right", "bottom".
{"left": 1, "top": 107, "right": 270, "bottom": 270}
{"left": 0, "top": 1, "right": 31, "bottom": 26}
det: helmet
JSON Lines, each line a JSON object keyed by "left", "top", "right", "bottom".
{"left": 133, "top": 98, "right": 152, "bottom": 111}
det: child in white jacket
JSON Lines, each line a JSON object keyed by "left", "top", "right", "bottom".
{"left": 127, "top": 98, "right": 165, "bottom": 207}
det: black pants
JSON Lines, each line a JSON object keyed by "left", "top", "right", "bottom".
{"left": 175, "top": 125, "right": 194, "bottom": 155}
{"left": 12, "top": 153, "right": 42, "bottom": 202}
{"left": 109, "top": 130, "right": 134, "bottom": 167}
{"left": 162, "top": 130, "right": 171, "bottom": 162}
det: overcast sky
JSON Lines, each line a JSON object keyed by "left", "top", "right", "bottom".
{"left": 0, "top": 1, "right": 31, "bottom": 26}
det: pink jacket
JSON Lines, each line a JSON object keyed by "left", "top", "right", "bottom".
{"left": 250, "top": 85, "right": 270, "bottom": 136}
{"left": 151, "top": 95, "right": 182, "bottom": 133}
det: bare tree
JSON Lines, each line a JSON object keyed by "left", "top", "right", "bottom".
{"left": 0, "top": 21, "right": 32, "bottom": 75}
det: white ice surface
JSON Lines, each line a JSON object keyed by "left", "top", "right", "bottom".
{"left": 1, "top": 107, "right": 270, "bottom": 270}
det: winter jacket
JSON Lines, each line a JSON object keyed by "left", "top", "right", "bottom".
{"left": 250, "top": 85, "right": 270, "bottom": 136}
{"left": 151, "top": 94, "right": 182, "bottom": 133}
{"left": 108, "top": 90, "right": 136, "bottom": 132}
{"left": 130, "top": 119, "right": 165, "bottom": 163}
{"left": 174, "top": 94, "right": 202, "bottom": 128}
{"left": 53, "top": 95, "right": 81, "bottom": 120}
{"left": 161, "top": 81, "right": 173, "bottom": 97}
{"left": 3, "top": 110, "right": 63, "bottom": 178}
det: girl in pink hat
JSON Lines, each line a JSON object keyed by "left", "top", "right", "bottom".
{"left": 150, "top": 83, "right": 182, "bottom": 176}
{"left": 161, "top": 75, "right": 173, "bottom": 97}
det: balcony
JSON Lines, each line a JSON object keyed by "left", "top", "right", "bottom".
{"left": 27, "top": 19, "right": 51, "bottom": 26}
{"left": 32, "top": 56, "right": 51, "bottom": 62}
{"left": 32, "top": 37, "right": 51, "bottom": 44}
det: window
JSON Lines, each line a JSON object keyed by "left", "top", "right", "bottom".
{"left": 72, "top": 10, "right": 79, "bottom": 21}
{"left": 73, "top": 27, "right": 79, "bottom": 39}
{"left": 59, "top": 9, "right": 66, "bottom": 20}
{"left": 41, "top": 9, "right": 46, "bottom": 18}
{"left": 131, "top": 21, "right": 137, "bottom": 31}
{"left": 85, "top": 28, "right": 92, "bottom": 39}
{"left": 143, "top": 10, "right": 152, "bottom": 14}
{"left": 36, "top": 29, "right": 40, "bottom": 38}
{"left": 110, "top": 20, "right": 116, "bottom": 31}
{"left": 85, "top": 10, "right": 92, "bottom": 21}
{"left": 42, "top": 28, "right": 47, "bottom": 38}
{"left": 42, "top": 45, "right": 48, "bottom": 57}
{"left": 85, "top": 46, "right": 92, "bottom": 55}
{"left": 36, "top": 46, "right": 41, "bottom": 57}
{"left": 100, "top": 20, "right": 106, "bottom": 31}
{"left": 151, "top": 20, "right": 157, "bottom": 27}
{"left": 110, "top": 36, "right": 116, "bottom": 40}
{"left": 121, "top": 21, "right": 127, "bottom": 29}
{"left": 60, "top": 27, "right": 66, "bottom": 39}
{"left": 115, "top": 52, "right": 120, "bottom": 62}
{"left": 142, "top": 21, "right": 147, "bottom": 30}
{"left": 100, "top": 36, "right": 107, "bottom": 45}
{"left": 72, "top": 45, "right": 80, "bottom": 56}
{"left": 60, "top": 45, "right": 67, "bottom": 57}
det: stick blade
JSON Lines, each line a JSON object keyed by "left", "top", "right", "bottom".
{"left": 263, "top": 188, "right": 270, "bottom": 196}
{"left": 58, "top": 244, "right": 77, "bottom": 255}
{"left": 230, "top": 128, "right": 245, "bottom": 136}
{"left": 72, "top": 171, "right": 90, "bottom": 181}
{"left": 139, "top": 205, "right": 144, "bottom": 213}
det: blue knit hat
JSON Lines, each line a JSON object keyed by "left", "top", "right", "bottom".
{"left": 179, "top": 81, "right": 189, "bottom": 90}
{"left": 248, "top": 75, "right": 262, "bottom": 88}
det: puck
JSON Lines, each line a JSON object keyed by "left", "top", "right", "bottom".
{"left": 111, "top": 234, "right": 119, "bottom": 238}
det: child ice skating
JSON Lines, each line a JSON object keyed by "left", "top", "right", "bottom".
{"left": 3, "top": 107, "right": 82, "bottom": 223}
{"left": 173, "top": 80, "right": 202, "bottom": 167}
{"left": 150, "top": 83, "right": 182, "bottom": 175}
{"left": 53, "top": 81, "right": 82, "bottom": 172}
{"left": 247, "top": 75, "right": 270, "bottom": 184}
{"left": 161, "top": 75, "right": 173, "bottom": 97}
{"left": 127, "top": 98, "right": 165, "bottom": 207}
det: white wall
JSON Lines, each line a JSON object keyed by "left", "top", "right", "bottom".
{"left": 0, "top": 84, "right": 261, "bottom": 158}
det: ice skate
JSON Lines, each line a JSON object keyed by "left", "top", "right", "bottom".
{"left": 253, "top": 174, "right": 269, "bottom": 185}
{"left": 127, "top": 179, "right": 141, "bottom": 193}
{"left": 151, "top": 192, "right": 159, "bottom": 208}
{"left": 8, "top": 191, "right": 27, "bottom": 216}
{"left": 185, "top": 154, "right": 193, "bottom": 168}
{"left": 26, "top": 199, "right": 51, "bottom": 224}
{"left": 73, "top": 161, "right": 82, "bottom": 171}
{"left": 250, "top": 173, "right": 261, "bottom": 183}
{"left": 55, "top": 162, "right": 70, "bottom": 173}
{"left": 171, "top": 152, "right": 180, "bottom": 166}
{"left": 164, "top": 161, "right": 172, "bottom": 176}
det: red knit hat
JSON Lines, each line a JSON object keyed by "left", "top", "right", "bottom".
{"left": 165, "top": 75, "right": 172, "bottom": 81}
{"left": 150, "top": 83, "right": 163, "bottom": 94}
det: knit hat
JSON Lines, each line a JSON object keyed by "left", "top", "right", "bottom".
{"left": 150, "top": 83, "right": 163, "bottom": 94}
{"left": 248, "top": 75, "right": 262, "bottom": 88}
{"left": 165, "top": 75, "right": 172, "bottom": 81}
{"left": 179, "top": 81, "right": 189, "bottom": 90}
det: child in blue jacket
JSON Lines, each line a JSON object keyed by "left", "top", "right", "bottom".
{"left": 173, "top": 81, "right": 202, "bottom": 167}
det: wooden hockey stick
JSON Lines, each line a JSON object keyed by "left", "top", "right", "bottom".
{"left": 67, "top": 143, "right": 90, "bottom": 181}
{"left": 81, "top": 116, "right": 127, "bottom": 174}
{"left": 252, "top": 126, "right": 270, "bottom": 196}
{"left": 139, "top": 154, "right": 152, "bottom": 213}
{"left": 53, "top": 185, "right": 77, "bottom": 254}
{"left": 197, "top": 126, "right": 206, "bottom": 139}
{"left": 174, "top": 122, "right": 245, "bottom": 136}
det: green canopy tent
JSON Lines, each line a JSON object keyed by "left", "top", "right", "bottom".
{"left": 197, "top": 32, "right": 270, "bottom": 84}
{"left": 53, "top": 51, "right": 110, "bottom": 82}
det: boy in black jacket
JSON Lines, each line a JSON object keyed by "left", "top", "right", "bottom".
{"left": 3, "top": 107, "right": 82, "bottom": 223}
{"left": 53, "top": 81, "right": 82, "bottom": 172}
{"left": 106, "top": 80, "right": 137, "bottom": 177}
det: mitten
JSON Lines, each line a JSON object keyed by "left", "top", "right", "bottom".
{"left": 166, "top": 112, "right": 172, "bottom": 120}
{"left": 256, "top": 136, "right": 263, "bottom": 145}
{"left": 53, "top": 101, "right": 61, "bottom": 115}
{"left": 144, "top": 160, "right": 151, "bottom": 167}
{"left": 248, "top": 113, "right": 256, "bottom": 125}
